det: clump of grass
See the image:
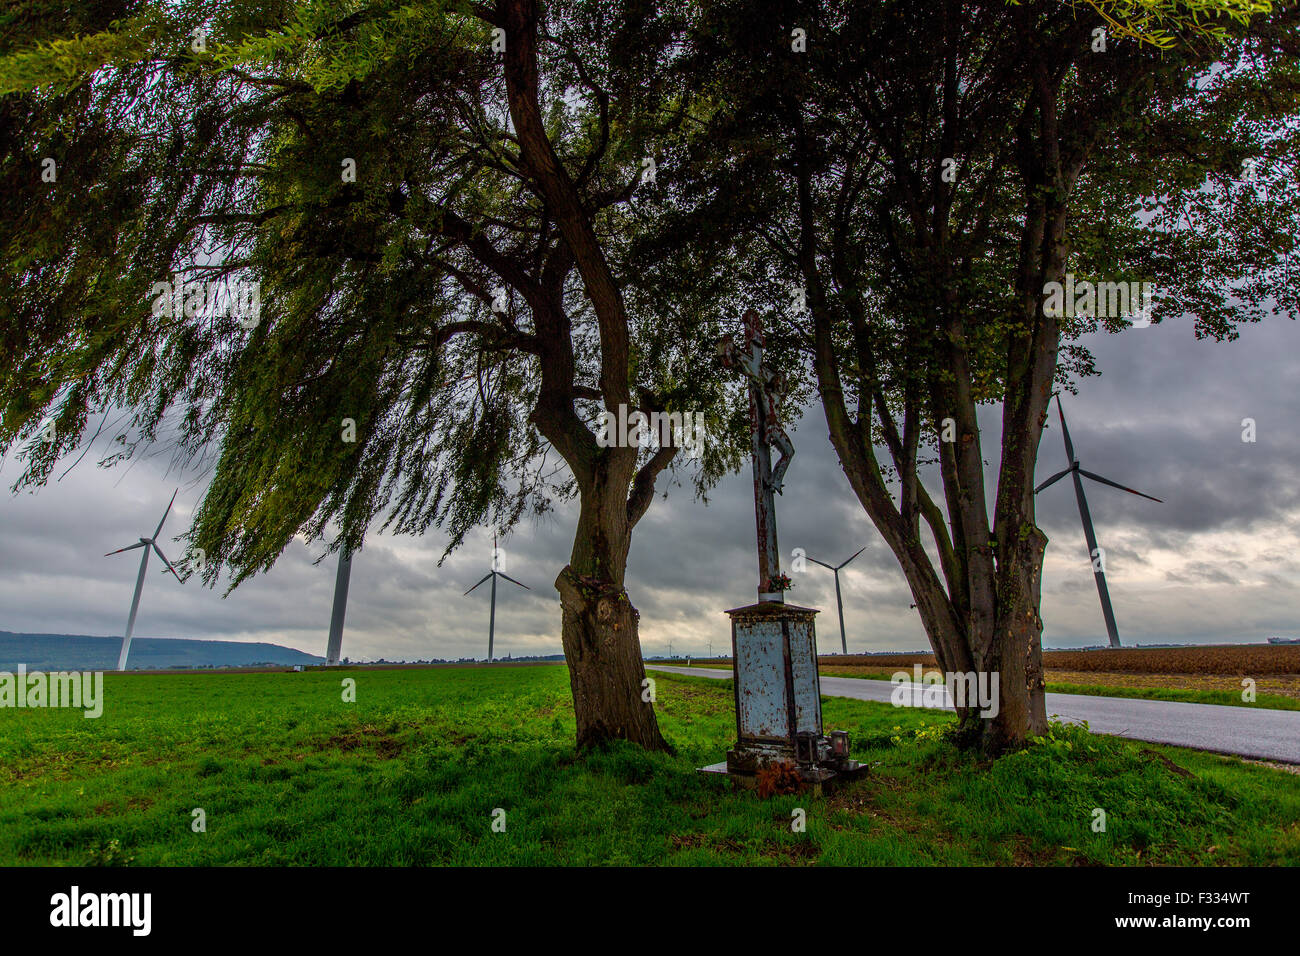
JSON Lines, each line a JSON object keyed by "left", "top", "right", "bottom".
{"left": 84, "top": 838, "right": 134, "bottom": 867}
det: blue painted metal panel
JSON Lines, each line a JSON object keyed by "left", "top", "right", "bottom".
{"left": 735, "top": 620, "right": 789, "bottom": 739}
{"left": 787, "top": 620, "right": 822, "bottom": 734}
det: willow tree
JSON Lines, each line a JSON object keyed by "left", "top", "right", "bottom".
{"left": 652, "top": 0, "right": 1297, "bottom": 751}
{"left": 0, "top": 0, "right": 740, "bottom": 751}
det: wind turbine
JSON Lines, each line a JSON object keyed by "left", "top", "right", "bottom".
{"left": 806, "top": 547, "right": 866, "bottom": 654}
{"left": 464, "top": 536, "right": 529, "bottom": 662}
{"left": 104, "top": 489, "right": 183, "bottom": 671}
{"left": 1035, "top": 395, "right": 1161, "bottom": 648}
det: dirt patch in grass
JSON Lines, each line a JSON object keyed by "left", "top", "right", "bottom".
{"left": 1009, "top": 835, "right": 1076, "bottom": 866}
{"left": 827, "top": 788, "right": 875, "bottom": 814}
{"left": 827, "top": 783, "right": 938, "bottom": 839}
{"left": 669, "top": 832, "right": 745, "bottom": 854}
{"left": 318, "top": 725, "right": 406, "bottom": 758}
{"left": 92, "top": 795, "right": 153, "bottom": 816}
{"left": 759, "top": 839, "right": 819, "bottom": 863}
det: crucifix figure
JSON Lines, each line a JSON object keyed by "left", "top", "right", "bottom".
{"left": 718, "top": 309, "right": 795, "bottom": 602}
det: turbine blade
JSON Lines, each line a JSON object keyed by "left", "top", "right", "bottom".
{"left": 498, "top": 573, "right": 530, "bottom": 590}
{"left": 1034, "top": 468, "right": 1072, "bottom": 494}
{"left": 1078, "top": 469, "right": 1163, "bottom": 503}
{"left": 836, "top": 546, "right": 867, "bottom": 570}
{"left": 1056, "top": 395, "right": 1076, "bottom": 463}
{"left": 464, "top": 573, "right": 493, "bottom": 596}
{"left": 153, "top": 544, "right": 183, "bottom": 581}
{"left": 105, "top": 541, "right": 148, "bottom": 556}
{"left": 805, "top": 557, "right": 835, "bottom": 570}
{"left": 153, "top": 488, "right": 179, "bottom": 540}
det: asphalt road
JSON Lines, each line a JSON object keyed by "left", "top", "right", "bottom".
{"left": 648, "top": 665, "right": 1300, "bottom": 764}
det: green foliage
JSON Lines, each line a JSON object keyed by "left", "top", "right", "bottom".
{"left": 1078, "top": 0, "right": 1273, "bottom": 47}
{"left": 638, "top": 2, "right": 1297, "bottom": 728}
{"left": 0, "top": 0, "right": 743, "bottom": 590}
{"left": 1027, "top": 718, "right": 1101, "bottom": 757}
{"left": 0, "top": 8, "right": 163, "bottom": 96}
{"left": 211, "top": 0, "right": 482, "bottom": 94}
{"left": 659, "top": 0, "right": 1295, "bottom": 436}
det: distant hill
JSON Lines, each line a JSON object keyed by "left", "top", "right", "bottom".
{"left": 0, "top": 631, "right": 323, "bottom": 671}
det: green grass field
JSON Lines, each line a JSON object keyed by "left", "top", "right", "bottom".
{"left": 2, "top": 665, "right": 1297, "bottom": 866}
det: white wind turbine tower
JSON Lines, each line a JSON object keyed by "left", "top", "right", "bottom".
{"left": 325, "top": 543, "right": 357, "bottom": 666}
{"left": 1035, "top": 395, "right": 1162, "bottom": 648}
{"left": 104, "top": 489, "right": 183, "bottom": 671}
{"left": 464, "top": 536, "right": 529, "bottom": 662}
{"left": 806, "top": 546, "right": 866, "bottom": 654}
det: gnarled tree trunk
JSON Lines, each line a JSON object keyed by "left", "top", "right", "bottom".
{"left": 555, "top": 568, "right": 667, "bottom": 751}
{"left": 554, "top": 469, "right": 672, "bottom": 753}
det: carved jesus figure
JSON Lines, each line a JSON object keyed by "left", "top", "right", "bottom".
{"left": 718, "top": 309, "right": 795, "bottom": 494}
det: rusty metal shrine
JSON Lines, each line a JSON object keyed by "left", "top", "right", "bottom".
{"left": 701, "top": 310, "right": 866, "bottom": 791}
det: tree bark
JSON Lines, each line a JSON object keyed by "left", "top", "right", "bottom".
{"left": 553, "top": 467, "right": 672, "bottom": 753}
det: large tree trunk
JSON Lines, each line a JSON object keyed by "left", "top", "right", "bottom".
{"left": 555, "top": 568, "right": 668, "bottom": 752}
{"left": 896, "top": 521, "right": 1049, "bottom": 753}
{"left": 553, "top": 472, "right": 672, "bottom": 753}
{"left": 970, "top": 527, "right": 1051, "bottom": 751}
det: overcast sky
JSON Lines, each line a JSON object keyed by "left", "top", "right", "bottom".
{"left": 1, "top": 314, "right": 1296, "bottom": 661}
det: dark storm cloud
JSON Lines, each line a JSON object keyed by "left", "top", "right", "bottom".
{"left": 1034, "top": 313, "right": 1300, "bottom": 537}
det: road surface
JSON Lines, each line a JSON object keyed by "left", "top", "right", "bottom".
{"left": 648, "top": 665, "right": 1300, "bottom": 764}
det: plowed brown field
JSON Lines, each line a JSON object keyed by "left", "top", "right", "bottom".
{"left": 819, "top": 644, "right": 1300, "bottom": 676}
